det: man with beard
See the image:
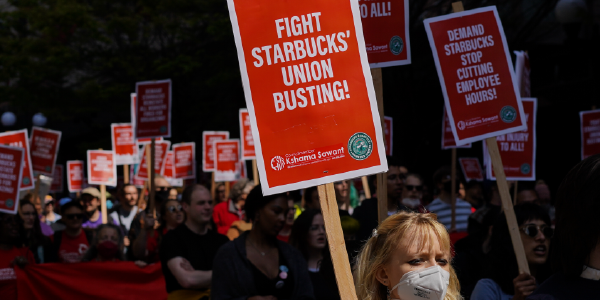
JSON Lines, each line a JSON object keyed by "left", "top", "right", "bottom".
{"left": 109, "top": 184, "right": 139, "bottom": 247}
{"left": 0, "top": 212, "right": 35, "bottom": 300}
{"left": 400, "top": 173, "right": 426, "bottom": 212}
{"left": 80, "top": 187, "right": 116, "bottom": 229}
{"left": 426, "top": 166, "right": 472, "bottom": 232}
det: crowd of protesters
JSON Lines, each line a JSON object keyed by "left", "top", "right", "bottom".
{"left": 2, "top": 155, "right": 600, "bottom": 300}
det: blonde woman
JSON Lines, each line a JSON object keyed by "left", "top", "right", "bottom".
{"left": 355, "top": 212, "right": 462, "bottom": 300}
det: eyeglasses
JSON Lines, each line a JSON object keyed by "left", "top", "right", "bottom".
{"left": 520, "top": 224, "right": 553, "bottom": 239}
{"left": 405, "top": 185, "right": 423, "bottom": 191}
{"left": 167, "top": 205, "right": 183, "bottom": 213}
{"left": 65, "top": 214, "right": 84, "bottom": 220}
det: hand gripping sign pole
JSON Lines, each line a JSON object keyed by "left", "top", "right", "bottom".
{"left": 450, "top": 1, "right": 529, "bottom": 274}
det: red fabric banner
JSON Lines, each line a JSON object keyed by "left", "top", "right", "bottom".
{"left": 16, "top": 261, "right": 167, "bottom": 300}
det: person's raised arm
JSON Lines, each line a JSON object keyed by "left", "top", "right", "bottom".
{"left": 167, "top": 257, "right": 212, "bottom": 289}
{"left": 131, "top": 214, "right": 155, "bottom": 260}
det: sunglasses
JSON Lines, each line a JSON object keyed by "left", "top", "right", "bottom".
{"left": 405, "top": 185, "right": 423, "bottom": 191}
{"left": 156, "top": 187, "right": 170, "bottom": 192}
{"left": 520, "top": 224, "right": 553, "bottom": 239}
{"left": 167, "top": 205, "right": 183, "bottom": 213}
{"left": 65, "top": 214, "right": 84, "bottom": 220}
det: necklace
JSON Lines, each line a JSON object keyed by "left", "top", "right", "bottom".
{"left": 249, "top": 239, "right": 271, "bottom": 256}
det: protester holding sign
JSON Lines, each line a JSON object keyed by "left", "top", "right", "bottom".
{"left": 0, "top": 212, "right": 35, "bottom": 300}
{"left": 81, "top": 187, "right": 116, "bottom": 229}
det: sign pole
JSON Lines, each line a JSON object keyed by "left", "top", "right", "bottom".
{"left": 224, "top": 181, "right": 231, "bottom": 200}
{"left": 138, "top": 181, "right": 147, "bottom": 211}
{"left": 211, "top": 172, "right": 216, "bottom": 201}
{"left": 252, "top": 159, "right": 259, "bottom": 186}
{"left": 317, "top": 183, "right": 359, "bottom": 300}
{"left": 361, "top": 176, "right": 371, "bottom": 199}
{"left": 450, "top": 148, "right": 457, "bottom": 230}
{"left": 149, "top": 138, "right": 156, "bottom": 214}
{"left": 123, "top": 165, "right": 129, "bottom": 184}
{"left": 97, "top": 148, "right": 108, "bottom": 224}
{"left": 372, "top": 68, "right": 388, "bottom": 224}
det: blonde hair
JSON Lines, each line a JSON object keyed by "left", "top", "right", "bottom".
{"left": 355, "top": 212, "right": 462, "bottom": 300}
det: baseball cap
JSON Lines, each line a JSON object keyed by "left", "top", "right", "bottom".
{"left": 59, "top": 197, "right": 72, "bottom": 206}
{"left": 81, "top": 187, "right": 101, "bottom": 198}
{"left": 45, "top": 195, "right": 54, "bottom": 204}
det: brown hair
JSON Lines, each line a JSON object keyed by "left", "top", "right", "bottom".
{"left": 355, "top": 212, "right": 461, "bottom": 300}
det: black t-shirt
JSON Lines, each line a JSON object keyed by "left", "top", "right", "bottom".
{"left": 159, "top": 223, "right": 229, "bottom": 293}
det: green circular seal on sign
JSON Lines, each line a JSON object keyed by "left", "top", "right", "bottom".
{"left": 160, "top": 126, "right": 167, "bottom": 133}
{"left": 23, "top": 177, "right": 30, "bottom": 185}
{"left": 500, "top": 106, "right": 517, "bottom": 123}
{"left": 348, "top": 132, "right": 373, "bottom": 160}
{"left": 390, "top": 36, "right": 404, "bottom": 55}
{"left": 520, "top": 163, "right": 531, "bottom": 174}
{"left": 5, "top": 199, "right": 14, "bottom": 208}
{"left": 45, "top": 166, "right": 51, "bottom": 172}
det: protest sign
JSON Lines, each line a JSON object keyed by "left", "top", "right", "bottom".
{"left": 137, "top": 137, "right": 163, "bottom": 145}
{"left": 383, "top": 116, "right": 393, "bottom": 156}
{"left": 0, "top": 145, "right": 24, "bottom": 214}
{"left": 111, "top": 123, "right": 139, "bottom": 165}
{"left": 514, "top": 51, "right": 531, "bottom": 97}
{"left": 172, "top": 142, "right": 196, "bottom": 179}
{"left": 202, "top": 131, "right": 229, "bottom": 172}
{"left": 30, "top": 127, "right": 61, "bottom": 176}
{"left": 358, "top": 0, "right": 410, "bottom": 67}
{"left": 214, "top": 139, "right": 241, "bottom": 182}
{"left": 458, "top": 157, "right": 484, "bottom": 182}
{"left": 424, "top": 6, "right": 526, "bottom": 145}
{"left": 135, "top": 140, "right": 170, "bottom": 180}
{"left": 580, "top": 109, "right": 600, "bottom": 160}
{"left": 484, "top": 98, "right": 536, "bottom": 181}
{"left": 162, "top": 151, "right": 183, "bottom": 187}
{"left": 442, "top": 107, "right": 471, "bottom": 149}
{"left": 0, "top": 129, "right": 34, "bottom": 190}
{"left": 66, "top": 160, "right": 85, "bottom": 193}
{"left": 227, "top": 0, "right": 388, "bottom": 195}
{"left": 49, "top": 164, "right": 64, "bottom": 193}
{"left": 135, "top": 79, "right": 172, "bottom": 139}
{"left": 87, "top": 150, "right": 117, "bottom": 186}
{"left": 239, "top": 109, "right": 256, "bottom": 160}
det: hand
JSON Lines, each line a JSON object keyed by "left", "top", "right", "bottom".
{"left": 512, "top": 273, "right": 537, "bottom": 300}
{"left": 124, "top": 236, "right": 131, "bottom": 247}
{"left": 180, "top": 258, "right": 194, "bottom": 271}
{"left": 248, "top": 296, "right": 277, "bottom": 300}
{"left": 134, "top": 260, "right": 148, "bottom": 268}
{"left": 10, "top": 256, "right": 29, "bottom": 268}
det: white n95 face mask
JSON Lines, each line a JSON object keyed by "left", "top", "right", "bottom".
{"left": 390, "top": 265, "right": 450, "bottom": 300}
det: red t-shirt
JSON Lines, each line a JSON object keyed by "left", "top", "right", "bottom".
{"left": 213, "top": 200, "right": 244, "bottom": 235}
{"left": 0, "top": 247, "right": 35, "bottom": 300}
{"left": 146, "top": 228, "right": 169, "bottom": 263}
{"left": 54, "top": 231, "right": 90, "bottom": 263}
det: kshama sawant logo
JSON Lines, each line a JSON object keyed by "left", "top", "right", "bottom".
{"left": 270, "top": 144, "right": 346, "bottom": 171}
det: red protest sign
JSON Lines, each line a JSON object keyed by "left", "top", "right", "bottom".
{"left": 458, "top": 157, "right": 484, "bottom": 182}
{"left": 442, "top": 107, "right": 471, "bottom": 149}
{"left": 0, "top": 145, "right": 24, "bottom": 214}
{"left": 384, "top": 116, "right": 393, "bottom": 156}
{"left": 135, "top": 141, "right": 171, "bottom": 180}
{"left": 240, "top": 160, "right": 248, "bottom": 179}
{"left": 137, "top": 137, "right": 163, "bottom": 145}
{"left": 202, "top": 131, "right": 229, "bottom": 172}
{"left": 49, "top": 164, "right": 64, "bottom": 193}
{"left": 135, "top": 79, "right": 172, "bottom": 139}
{"left": 424, "top": 6, "right": 526, "bottom": 145}
{"left": 162, "top": 151, "right": 174, "bottom": 178}
{"left": 214, "top": 140, "right": 241, "bottom": 182}
{"left": 227, "top": 0, "right": 388, "bottom": 195}
{"left": 484, "top": 98, "right": 537, "bottom": 181}
{"left": 239, "top": 109, "right": 256, "bottom": 160}
{"left": 514, "top": 51, "right": 531, "bottom": 97}
{"left": 172, "top": 142, "right": 196, "bottom": 179}
{"left": 0, "top": 129, "right": 35, "bottom": 190}
{"left": 67, "top": 160, "right": 85, "bottom": 192}
{"left": 580, "top": 109, "right": 600, "bottom": 160}
{"left": 30, "top": 127, "right": 61, "bottom": 176}
{"left": 359, "top": 0, "right": 410, "bottom": 67}
{"left": 111, "top": 123, "right": 139, "bottom": 165}
{"left": 87, "top": 150, "right": 117, "bottom": 186}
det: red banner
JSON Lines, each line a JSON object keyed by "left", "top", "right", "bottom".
{"left": 202, "top": 131, "right": 229, "bottom": 172}
{"left": 16, "top": 261, "right": 167, "bottom": 300}
{"left": 49, "top": 164, "right": 64, "bottom": 193}
{"left": 580, "top": 109, "right": 600, "bottom": 160}
{"left": 0, "top": 145, "right": 24, "bottom": 214}
{"left": 66, "top": 160, "right": 84, "bottom": 192}
{"left": 0, "top": 129, "right": 34, "bottom": 190}
{"left": 442, "top": 107, "right": 471, "bottom": 149}
{"left": 87, "top": 150, "right": 117, "bottom": 186}
{"left": 172, "top": 142, "right": 196, "bottom": 179}
{"left": 359, "top": 0, "right": 410, "bottom": 67}
{"left": 458, "top": 157, "right": 484, "bottom": 182}
{"left": 214, "top": 139, "right": 241, "bottom": 182}
{"left": 484, "top": 98, "right": 537, "bottom": 181}
{"left": 425, "top": 7, "right": 526, "bottom": 145}
{"left": 136, "top": 141, "right": 171, "bottom": 180}
{"left": 111, "top": 123, "right": 139, "bottom": 165}
{"left": 383, "top": 116, "right": 393, "bottom": 156}
{"left": 30, "top": 127, "right": 61, "bottom": 176}
{"left": 239, "top": 109, "right": 256, "bottom": 160}
{"left": 135, "top": 79, "right": 172, "bottom": 139}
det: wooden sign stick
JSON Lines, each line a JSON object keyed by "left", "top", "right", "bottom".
{"left": 252, "top": 159, "right": 259, "bottom": 185}
{"left": 450, "top": 147, "right": 457, "bottom": 230}
{"left": 98, "top": 148, "right": 108, "bottom": 224}
{"left": 317, "top": 183, "right": 358, "bottom": 300}
{"left": 361, "top": 176, "right": 371, "bottom": 199}
{"left": 211, "top": 172, "right": 216, "bottom": 201}
{"left": 124, "top": 164, "right": 129, "bottom": 184}
{"left": 148, "top": 138, "right": 156, "bottom": 213}
{"left": 224, "top": 181, "right": 231, "bottom": 200}
{"left": 371, "top": 67, "right": 388, "bottom": 224}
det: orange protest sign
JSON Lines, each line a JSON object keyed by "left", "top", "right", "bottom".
{"left": 135, "top": 141, "right": 170, "bottom": 180}
{"left": 239, "top": 109, "right": 255, "bottom": 160}
{"left": 111, "top": 123, "right": 140, "bottom": 165}
{"left": 87, "top": 150, "right": 117, "bottom": 186}
{"left": 458, "top": 157, "right": 484, "bottom": 182}
{"left": 67, "top": 160, "right": 85, "bottom": 192}
{"left": 0, "top": 145, "right": 24, "bottom": 214}
{"left": 30, "top": 127, "right": 61, "bottom": 176}
{"left": 202, "top": 131, "right": 229, "bottom": 172}
{"left": 0, "top": 129, "right": 34, "bottom": 190}
{"left": 227, "top": 0, "right": 387, "bottom": 195}
{"left": 214, "top": 140, "right": 241, "bottom": 182}
{"left": 172, "top": 142, "right": 196, "bottom": 179}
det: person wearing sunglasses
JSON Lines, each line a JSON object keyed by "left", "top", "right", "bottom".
{"left": 400, "top": 173, "right": 426, "bottom": 211}
{"left": 137, "top": 199, "right": 185, "bottom": 263}
{"left": 471, "top": 203, "right": 552, "bottom": 300}
{"left": 52, "top": 201, "right": 94, "bottom": 263}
